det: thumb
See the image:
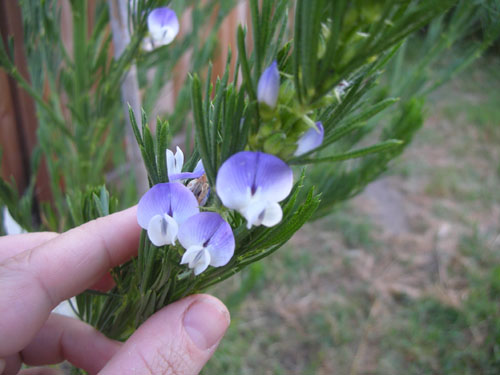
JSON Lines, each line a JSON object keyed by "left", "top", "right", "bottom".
{"left": 98, "top": 294, "right": 230, "bottom": 375}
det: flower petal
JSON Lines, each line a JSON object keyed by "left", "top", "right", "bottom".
{"left": 253, "top": 152, "right": 294, "bottom": 202}
{"left": 147, "top": 7, "right": 179, "bottom": 45}
{"left": 194, "top": 257, "right": 210, "bottom": 275}
{"left": 257, "top": 61, "right": 280, "bottom": 108}
{"left": 166, "top": 146, "right": 184, "bottom": 177}
{"left": 168, "top": 169, "right": 204, "bottom": 181}
{"left": 137, "top": 182, "right": 199, "bottom": 229}
{"left": 294, "top": 121, "right": 324, "bottom": 156}
{"left": 166, "top": 149, "right": 176, "bottom": 175}
{"left": 181, "top": 246, "right": 211, "bottom": 275}
{"left": 147, "top": 214, "right": 178, "bottom": 246}
{"left": 216, "top": 152, "right": 258, "bottom": 209}
{"left": 174, "top": 146, "right": 184, "bottom": 172}
{"left": 206, "top": 227, "right": 235, "bottom": 268}
{"left": 193, "top": 159, "right": 204, "bottom": 175}
{"left": 240, "top": 198, "right": 267, "bottom": 229}
{"left": 2, "top": 207, "right": 27, "bottom": 235}
{"left": 180, "top": 245, "right": 205, "bottom": 266}
{"left": 241, "top": 200, "right": 283, "bottom": 229}
{"left": 216, "top": 151, "right": 293, "bottom": 209}
{"left": 169, "top": 186, "right": 200, "bottom": 224}
{"left": 260, "top": 201, "right": 283, "bottom": 227}
{"left": 178, "top": 212, "right": 235, "bottom": 267}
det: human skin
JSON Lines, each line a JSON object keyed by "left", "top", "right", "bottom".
{"left": 0, "top": 207, "right": 230, "bottom": 375}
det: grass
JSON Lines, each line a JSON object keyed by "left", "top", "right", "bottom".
{"left": 377, "top": 230, "right": 500, "bottom": 375}
{"left": 322, "top": 204, "right": 379, "bottom": 250}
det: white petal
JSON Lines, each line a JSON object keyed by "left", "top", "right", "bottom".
{"left": 175, "top": 146, "right": 184, "bottom": 173}
{"left": 260, "top": 201, "right": 283, "bottom": 227}
{"left": 2, "top": 207, "right": 27, "bottom": 235}
{"left": 181, "top": 246, "right": 211, "bottom": 275}
{"left": 166, "top": 146, "right": 184, "bottom": 177}
{"left": 180, "top": 245, "right": 205, "bottom": 265}
{"left": 240, "top": 199, "right": 283, "bottom": 228}
{"left": 240, "top": 197, "right": 268, "bottom": 229}
{"left": 193, "top": 250, "right": 211, "bottom": 275}
{"left": 147, "top": 214, "right": 178, "bottom": 246}
{"left": 141, "top": 37, "right": 155, "bottom": 52}
{"left": 52, "top": 297, "right": 77, "bottom": 318}
{"left": 166, "top": 148, "right": 176, "bottom": 175}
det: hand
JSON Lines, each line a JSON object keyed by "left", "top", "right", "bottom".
{"left": 0, "top": 207, "right": 230, "bottom": 375}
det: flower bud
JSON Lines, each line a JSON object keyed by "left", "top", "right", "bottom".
{"left": 294, "top": 122, "right": 324, "bottom": 156}
{"left": 257, "top": 61, "right": 280, "bottom": 109}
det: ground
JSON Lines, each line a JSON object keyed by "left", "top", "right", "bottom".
{"left": 203, "top": 56, "right": 500, "bottom": 375}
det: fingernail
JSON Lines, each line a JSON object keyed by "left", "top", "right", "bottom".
{"left": 183, "top": 297, "right": 230, "bottom": 350}
{"left": 0, "top": 358, "right": 5, "bottom": 374}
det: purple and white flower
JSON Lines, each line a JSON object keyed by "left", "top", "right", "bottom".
{"left": 294, "top": 121, "right": 324, "bottom": 156}
{"left": 257, "top": 61, "right": 280, "bottom": 109}
{"left": 147, "top": 7, "right": 179, "bottom": 46}
{"left": 167, "top": 146, "right": 204, "bottom": 181}
{"left": 179, "top": 212, "right": 235, "bottom": 275}
{"left": 216, "top": 151, "right": 293, "bottom": 229}
{"left": 137, "top": 183, "right": 199, "bottom": 246}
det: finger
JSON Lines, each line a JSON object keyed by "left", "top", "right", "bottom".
{"left": 0, "top": 206, "right": 140, "bottom": 356}
{"left": 18, "top": 368, "right": 63, "bottom": 375}
{"left": 0, "top": 358, "right": 5, "bottom": 374}
{"left": 20, "top": 313, "right": 121, "bottom": 375}
{"left": 90, "top": 272, "right": 115, "bottom": 292}
{"left": 0, "top": 232, "right": 112, "bottom": 290}
{"left": 99, "top": 294, "right": 230, "bottom": 375}
{"left": 1, "top": 354, "right": 21, "bottom": 375}
{"left": 0, "top": 232, "right": 58, "bottom": 263}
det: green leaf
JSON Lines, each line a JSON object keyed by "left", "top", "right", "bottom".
{"left": 191, "top": 74, "right": 216, "bottom": 186}
{"left": 128, "top": 105, "right": 143, "bottom": 147}
{"left": 237, "top": 26, "right": 256, "bottom": 100}
{"left": 292, "top": 139, "right": 404, "bottom": 165}
{"left": 155, "top": 118, "right": 170, "bottom": 183}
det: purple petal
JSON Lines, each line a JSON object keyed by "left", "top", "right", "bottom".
{"left": 169, "top": 160, "right": 205, "bottom": 181}
{"left": 253, "top": 152, "right": 294, "bottom": 202}
{"left": 216, "top": 152, "right": 258, "bottom": 209}
{"left": 216, "top": 151, "right": 293, "bottom": 209}
{"left": 257, "top": 61, "right": 280, "bottom": 108}
{"left": 169, "top": 170, "right": 204, "bottom": 181}
{"left": 169, "top": 159, "right": 204, "bottom": 181}
{"left": 147, "top": 7, "right": 179, "bottom": 45}
{"left": 178, "top": 212, "right": 235, "bottom": 267}
{"left": 137, "top": 182, "right": 199, "bottom": 229}
{"left": 294, "top": 122, "right": 324, "bottom": 156}
{"left": 193, "top": 160, "right": 204, "bottom": 175}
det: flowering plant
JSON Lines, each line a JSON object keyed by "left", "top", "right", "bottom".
{"left": 1, "top": 0, "right": 498, "bottom": 356}
{"left": 79, "top": 0, "right": 463, "bottom": 340}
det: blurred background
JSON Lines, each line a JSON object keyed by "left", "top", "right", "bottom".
{"left": 1, "top": 1, "right": 499, "bottom": 374}
{"left": 205, "top": 54, "right": 500, "bottom": 374}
